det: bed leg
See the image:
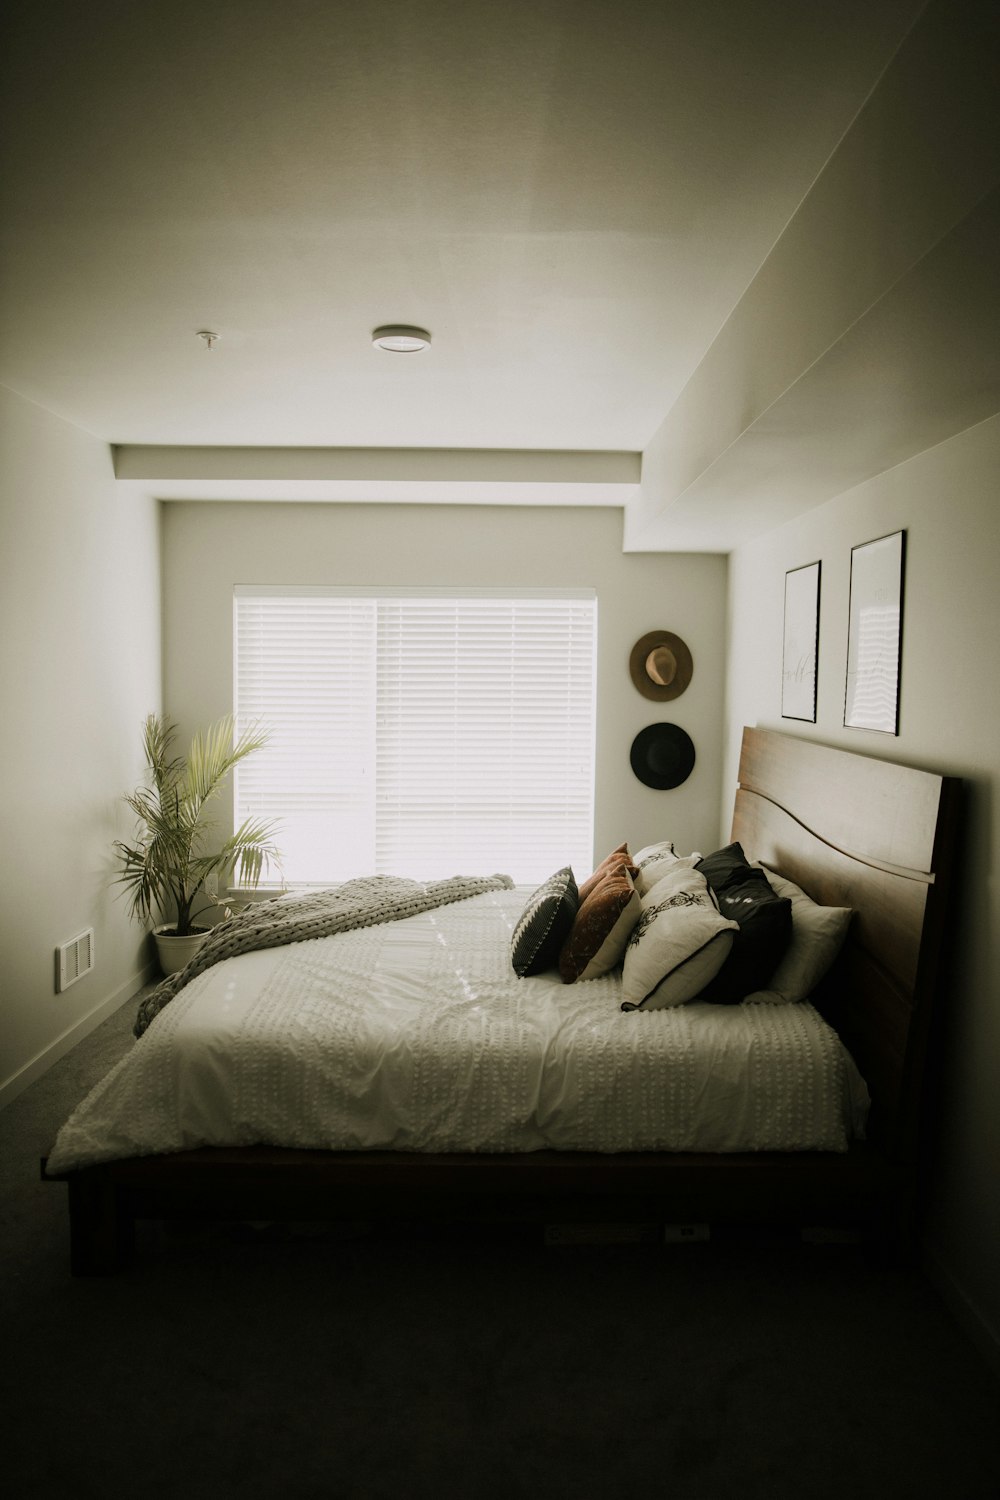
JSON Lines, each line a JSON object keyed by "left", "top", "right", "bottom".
{"left": 67, "top": 1173, "right": 134, "bottom": 1276}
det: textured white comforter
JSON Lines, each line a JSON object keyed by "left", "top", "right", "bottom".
{"left": 48, "top": 887, "right": 869, "bottom": 1172}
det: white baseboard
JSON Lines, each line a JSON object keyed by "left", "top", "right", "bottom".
{"left": 0, "top": 962, "right": 157, "bottom": 1112}
{"left": 922, "top": 1239, "right": 1000, "bottom": 1379}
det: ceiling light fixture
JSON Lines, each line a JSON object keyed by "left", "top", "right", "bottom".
{"left": 372, "top": 324, "right": 431, "bottom": 353}
{"left": 196, "top": 330, "right": 220, "bottom": 350}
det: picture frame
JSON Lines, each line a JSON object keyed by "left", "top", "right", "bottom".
{"left": 781, "top": 560, "right": 821, "bottom": 722}
{"left": 844, "top": 529, "right": 906, "bottom": 735}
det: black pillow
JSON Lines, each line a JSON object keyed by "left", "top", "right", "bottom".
{"left": 696, "top": 841, "right": 754, "bottom": 895}
{"left": 511, "top": 867, "right": 579, "bottom": 977}
{"left": 697, "top": 869, "right": 792, "bottom": 1004}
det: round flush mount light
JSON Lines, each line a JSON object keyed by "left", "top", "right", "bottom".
{"left": 372, "top": 324, "right": 431, "bottom": 353}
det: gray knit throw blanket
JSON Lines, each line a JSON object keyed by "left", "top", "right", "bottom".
{"left": 134, "top": 873, "right": 514, "bottom": 1037}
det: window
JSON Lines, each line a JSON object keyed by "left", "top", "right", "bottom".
{"left": 234, "top": 588, "right": 597, "bottom": 885}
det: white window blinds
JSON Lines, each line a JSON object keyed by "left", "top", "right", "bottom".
{"left": 234, "top": 588, "right": 596, "bottom": 885}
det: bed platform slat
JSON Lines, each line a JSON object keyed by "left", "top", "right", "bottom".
{"left": 48, "top": 1141, "right": 902, "bottom": 1275}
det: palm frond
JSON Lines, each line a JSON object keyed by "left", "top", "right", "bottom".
{"left": 185, "top": 716, "right": 270, "bottom": 807}
{"left": 231, "top": 819, "right": 282, "bottom": 890}
{"left": 188, "top": 817, "right": 283, "bottom": 892}
{"left": 142, "top": 714, "right": 183, "bottom": 798}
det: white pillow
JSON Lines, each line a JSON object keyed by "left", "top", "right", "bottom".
{"left": 631, "top": 841, "right": 703, "bottom": 896}
{"left": 621, "top": 865, "right": 738, "bottom": 1011}
{"left": 744, "top": 866, "right": 853, "bottom": 1004}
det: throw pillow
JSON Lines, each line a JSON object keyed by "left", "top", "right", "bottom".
{"left": 620, "top": 865, "right": 738, "bottom": 1011}
{"left": 559, "top": 865, "right": 642, "bottom": 982}
{"left": 633, "top": 841, "right": 704, "bottom": 895}
{"left": 744, "top": 867, "right": 853, "bottom": 1003}
{"left": 632, "top": 840, "right": 677, "bottom": 895}
{"left": 697, "top": 869, "right": 792, "bottom": 1004}
{"left": 577, "top": 843, "right": 636, "bottom": 905}
{"left": 696, "top": 841, "right": 754, "bottom": 895}
{"left": 510, "top": 867, "right": 579, "bottom": 977}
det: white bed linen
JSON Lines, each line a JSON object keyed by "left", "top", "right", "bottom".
{"left": 48, "top": 887, "right": 869, "bottom": 1172}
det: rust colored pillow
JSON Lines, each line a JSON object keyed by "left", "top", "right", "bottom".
{"left": 577, "top": 843, "right": 636, "bottom": 905}
{"left": 559, "top": 864, "right": 642, "bottom": 982}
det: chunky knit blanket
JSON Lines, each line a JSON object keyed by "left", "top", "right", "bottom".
{"left": 135, "top": 873, "right": 514, "bottom": 1036}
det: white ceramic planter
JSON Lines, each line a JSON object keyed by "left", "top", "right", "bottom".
{"left": 154, "top": 926, "right": 209, "bottom": 975}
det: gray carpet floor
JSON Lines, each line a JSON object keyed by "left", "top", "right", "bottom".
{"left": 2, "top": 993, "right": 998, "bottom": 1500}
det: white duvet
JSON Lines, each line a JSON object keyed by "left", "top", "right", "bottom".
{"left": 48, "top": 887, "right": 869, "bottom": 1173}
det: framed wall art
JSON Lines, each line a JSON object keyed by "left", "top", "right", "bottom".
{"left": 844, "top": 529, "right": 906, "bottom": 735}
{"left": 781, "top": 560, "right": 821, "bottom": 722}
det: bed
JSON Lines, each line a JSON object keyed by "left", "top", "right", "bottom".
{"left": 43, "top": 727, "right": 960, "bottom": 1272}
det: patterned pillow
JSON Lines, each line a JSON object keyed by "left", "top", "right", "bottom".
{"left": 577, "top": 844, "right": 636, "bottom": 905}
{"left": 559, "top": 864, "right": 642, "bottom": 982}
{"left": 744, "top": 867, "right": 853, "bottom": 1003}
{"left": 632, "top": 840, "right": 703, "bottom": 895}
{"left": 510, "top": 867, "right": 579, "bottom": 977}
{"left": 620, "top": 865, "right": 738, "bottom": 1011}
{"left": 697, "top": 870, "right": 792, "bottom": 1004}
{"left": 631, "top": 840, "right": 677, "bottom": 895}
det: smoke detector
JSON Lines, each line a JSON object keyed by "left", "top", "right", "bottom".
{"left": 372, "top": 325, "right": 431, "bottom": 353}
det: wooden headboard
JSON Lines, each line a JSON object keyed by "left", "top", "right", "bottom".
{"left": 731, "top": 727, "right": 961, "bottom": 1162}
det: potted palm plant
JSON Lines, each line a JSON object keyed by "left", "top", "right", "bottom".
{"left": 114, "top": 714, "right": 281, "bottom": 974}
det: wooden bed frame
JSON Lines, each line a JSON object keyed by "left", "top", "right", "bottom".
{"left": 45, "top": 727, "right": 961, "bottom": 1273}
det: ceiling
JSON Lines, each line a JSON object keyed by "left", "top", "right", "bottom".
{"left": 5, "top": 0, "right": 994, "bottom": 545}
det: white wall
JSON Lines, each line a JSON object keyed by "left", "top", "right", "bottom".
{"left": 161, "top": 501, "right": 726, "bottom": 875}
{"left": 725, "top": 414, "right": 1000, "bottom": 1365}
{"left": 627, "top": 0, "right": 1000, "bottom": 554}
{"left": 0, "top": 387, "right": 161, "bottom": 1105}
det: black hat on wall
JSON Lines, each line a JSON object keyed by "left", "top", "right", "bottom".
{"left": 630, "top": 723, "right": 696, "bottom": 790}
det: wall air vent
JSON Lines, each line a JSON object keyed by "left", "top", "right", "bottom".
{"left": 55, "top": 929, "right": 95, "bottom": 992}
